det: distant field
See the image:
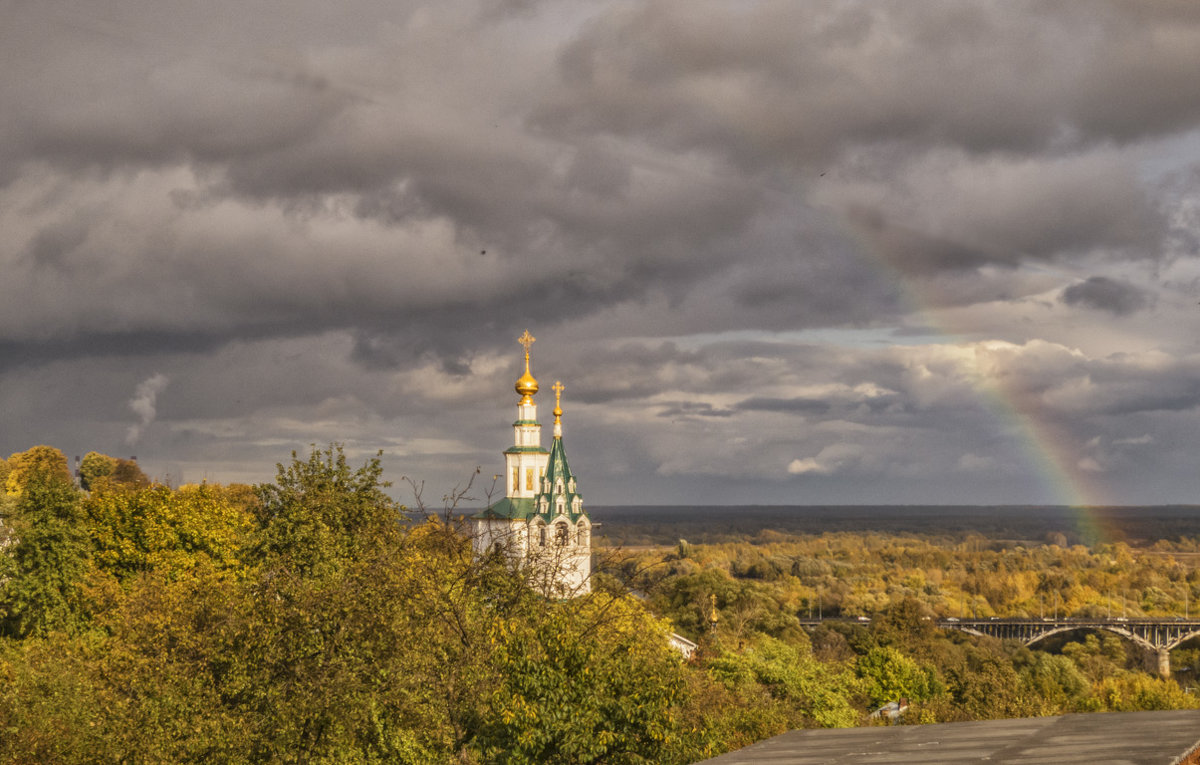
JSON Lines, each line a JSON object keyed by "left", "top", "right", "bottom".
{"left": 585, "top": 505, "right": 1200, "bottom": 548}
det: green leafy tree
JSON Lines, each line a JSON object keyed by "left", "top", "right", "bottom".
{"left": 78, "top": 452, "right": 116, "bottom": 492}
{"left": 251, "top": 444, "right": 402, "bottom": 578}
{"left": 706, "top": 636, "right": 862, "bottom": 730}
{"left": 84, "top": 483, "right": 255, "bottom": 581}
{"left": 0, "top": 632, "right": 115, "bottom": 763}
{"left": 5, "top": 446, "right": 71, "bottom": 496}
{"left": 0, "top": 474, "right": 90, "bottom": 638}
{"left": 1084, "top": 672, "right": 1200, "bottom": 712}
{"left": 938, "top": 647, "right": 1039, "bottom": 721}
{"left": 856, "top": 645, "right": 941, "bottom": 706}
{"left": 1016, "top": 652, "right": 1089, "bottom": 713}
{"left": 1062, "top": 634, "right": 1130, "bottom": 682}
{"left": 475, "top": 595, "right": 687, "bottom": 764}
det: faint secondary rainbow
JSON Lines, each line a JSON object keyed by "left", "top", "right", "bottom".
{"left": 841, "top": 213, "right": 1119, "bottom": 543}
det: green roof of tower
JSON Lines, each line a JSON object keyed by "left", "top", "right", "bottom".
{"left": 472, "top": 496, "right": 537, "bottom": 520}
{"left": 530, "top": 435, "right": 586, "bottom": 521}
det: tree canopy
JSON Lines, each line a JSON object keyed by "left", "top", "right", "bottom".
{"left": 1, "top": 442, "right": 1198, "bottom": 763}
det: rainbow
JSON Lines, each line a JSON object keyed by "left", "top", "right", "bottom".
{"left": 841, "top": 212, "right": 1120, "bottom": 543}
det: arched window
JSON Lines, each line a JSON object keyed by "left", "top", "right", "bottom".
{"left": 538, "top": 524, "right": 547, "bottom": 547}
{"left": 576, "top": 521, "right": 589, "bottom": 546}
{"left": 555, "top": 522, "right": 569, "bottom": 546}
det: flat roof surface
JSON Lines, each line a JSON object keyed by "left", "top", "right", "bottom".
{"left": 696, "top": 710, "right": 1200, "bottom": 764}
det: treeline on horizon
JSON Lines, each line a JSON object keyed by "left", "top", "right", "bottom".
{"left": 590, "top": 504, "right": 1200, "bottom": 548}
{"left": 1, "top": 444, "right": 1199, "bottom": 764}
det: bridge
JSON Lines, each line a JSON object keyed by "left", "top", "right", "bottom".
{"left": 799, "top": 617, "right": 1200, "bottom": 676}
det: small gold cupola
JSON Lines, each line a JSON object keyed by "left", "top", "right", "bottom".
{"left": 552, "top": 380, "right": 564, "bottom": 437}
{"left": 515, "top": 329, "right": 539, "bottom": 404}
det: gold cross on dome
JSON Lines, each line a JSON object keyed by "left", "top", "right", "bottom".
{"left": 552, "top": 380, "right": 564, "bottom": 406}
{"left": 518, "top": 329, "right": 536, "bottom": 356}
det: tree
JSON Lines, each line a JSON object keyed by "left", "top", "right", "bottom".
{"left": 110, "top": 459, "right": 150, "bottom": 489}
{"left": 250, "top": 445, "right": 402, "bottom": 578}
{"left": 5, "top": 446, "right": 71, "bottom": 496}
{"left": 706, "top": 636, "right": 862, "bottom": 730}
{"left": 474, "top": 595, "right": 688, "bottom": 764}
{"left": 84, "top": 483, "right": 256, "bottom": 581}
{"left": 0, "top": 473, "right": 90, "bottom": 638}
{"left": 0, "top": 632, "right": 114, "bottom": 763}
{"left": 78, "top": 452, "right": 116, "bottom": 492}
{"left": 1016, "top": 652, "right": 1088, "bottom": 713}
{"left": 856, "top": 646, "right": 941, "bottom": 707}
{"left": 1085, "top": 672, "right": 1200, "bottom": 712}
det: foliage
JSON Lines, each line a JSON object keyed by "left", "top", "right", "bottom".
{"left": 84, "top": 483, "right": 255, "bottom": 581}
{"left": 476, "top": 595, "right": 686, "bottom": 764}
{"left": 78, "top": 451, "right": 116, "bottom": 492}
{"left": 1014, "top": 651, "right": 1089, "bottom": 713}
{"left": 0, "top": 446, "right": 701, "bottom": 763}
{"left": 1084, "top": 672, "right": 1200, "bottom": 712}
{"left": 4, "top": 446, "right": 71, "bottom": 496}
{"left": 3, "top": 442, "right": 1200, "bottom": 761}
{"left": 706, "top": 636, "right": 861, "bottom": 730}
{"left": 251, "top": 445, "right": 402, "bottom": 578}
{"left": 856, "top": 645, "right": 941, "bottom": 706}
{"left": 110, "top": 458, "right": 150, "bottom": 489}
{"left": 0, "top": 633, "right": 113, "bottom": 763}
{"left": 0, "top": 473, "right": 90, "bottom": 638}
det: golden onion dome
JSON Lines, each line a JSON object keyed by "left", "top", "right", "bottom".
{"left": 516, "top": 366, "right": 539, "bottom": 401}
{"left": 516, "top": 329, "right": 538, "bottom": 402}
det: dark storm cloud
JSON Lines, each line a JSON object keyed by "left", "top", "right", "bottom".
{"left": 736, "top": 397, "right": 831, "bottom": 415}
{"left": 0, "top": 0, "right": 1178, "bottom": 365}
{"left": 1060, "top": 277, "right": 1153, "bottom": 315}
{"left": 556, "top": 342, "right": 713, "bottom": 405}
{"left": 3, "top": 1, "right": 1200, "bottom": 504}
{"left": 843, "top": 206, "right": 997, "bottom": 273}
{"left": 832, "top": 149, "right": 1164, "bottom": 277}
{"left": 539, "top": 2, "right": 1200, "bottom": 165}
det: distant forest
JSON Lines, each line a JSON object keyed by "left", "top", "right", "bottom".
{"left": 3, "top": 444, "right": 1199, "bottom": 763}
{"left": 590, "top": 504, "right": 1200, "bottom": 548}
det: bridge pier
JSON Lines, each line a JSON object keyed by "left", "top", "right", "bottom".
{"left": 1158, "top": 647, "right": 1171, "bottom": 678}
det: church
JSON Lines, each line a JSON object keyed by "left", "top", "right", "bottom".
{"left": 470, "top": 331, "right": 592, "bottom": 597}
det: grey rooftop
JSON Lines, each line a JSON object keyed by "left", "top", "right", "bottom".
{"left": 695, "top": 710, "right": 1200, "bottom": 764}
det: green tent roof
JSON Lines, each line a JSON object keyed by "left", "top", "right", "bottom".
{"left": 530, "top": 436, "right": 586, "bottom": 521}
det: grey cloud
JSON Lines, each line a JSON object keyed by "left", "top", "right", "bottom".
{"left": 843, "top": 206, "right": 998, "bottom": 273}
{"left": 736, "top": 397, "right": 831, "bottom": 415}
{"left": 2, "top": 1, "right": 1200, "bottom": 505}
{"left": 539, "top": 3, "right": 1200, "bottom": 167}
{"left": 830, "top": 149, "right": 1164, "bottom": 278}
{"left": 1061, "top": 277, "right": 1153, "bottom": 315}
{"left": 656, "top": 401, "right": 735, "bottom": 419}
{"left": 25, "top": 219, "right": 91, "bottom": 270}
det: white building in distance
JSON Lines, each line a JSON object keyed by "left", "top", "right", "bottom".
{"left": 471, "top": 330, "right": 592, "bottom": 597}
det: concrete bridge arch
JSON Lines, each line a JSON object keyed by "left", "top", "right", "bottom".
{"left": 939, "top": 619, "right": 1200, "bottom": 677}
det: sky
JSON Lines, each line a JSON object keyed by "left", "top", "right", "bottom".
{"left": 3, "top": 1, "right": 1200, "bottom": 507}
